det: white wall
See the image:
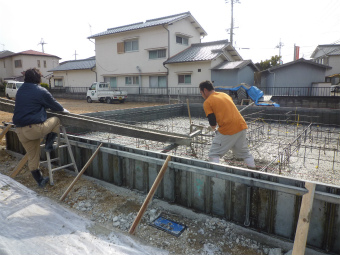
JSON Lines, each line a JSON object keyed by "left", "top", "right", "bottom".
{"left": 167, "top": 61, "right": 211, "bottom": 88}
{"left": 326, "top": 56, "right": 340, "bottom": 77}
{"left": 95, "top": 26, "right": 169, "bottom": 82}
{"left": 0, "top": 58, "right": 13, "bottom": 81}
{"left": 168, "top": 18, "right": 202, "bottom": 56}
{"left": 50, "top": 69, "right": 96, "bottom": 88}
{"left": 0, "top": 55, "right": 60, "bottom": 83}
{"left": 95, "top": 17, "right": 203, "bottom": 88}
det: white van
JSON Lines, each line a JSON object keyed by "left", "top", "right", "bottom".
{"left": 5, "top": 80, "right": 24, "bottom": 99}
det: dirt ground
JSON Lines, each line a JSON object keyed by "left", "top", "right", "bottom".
{"left": 0, "top": 98, "right": 289, "bottom": 255}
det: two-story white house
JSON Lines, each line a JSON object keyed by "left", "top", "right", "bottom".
{"left": 48, "top": 12, "right": 256, "bottom": 94}
{"left": 87, "top": 12, "right": 206, "bottom": 93}
{"left": 0, "top": 50, "right": 61, "bottom": 84}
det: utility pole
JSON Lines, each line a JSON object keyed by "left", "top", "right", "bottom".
{"left": 38, "top": 38, "right": 47, "bottom": 53}
{"left": 276, "top": 38, "right": 284, "bottom": 62}
{"left": 89, "top": 23, "right": 92, "bottom": 36}
{"left": 73, "top": 50, "right": 78, "bottom": 60}
{"left": 225, "top": 0, "right": 240, "bottom": 46}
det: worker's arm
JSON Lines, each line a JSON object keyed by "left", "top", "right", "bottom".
{"left": 41, "top": 88, "right": 64, "bottom": 112}
{"left": 207, "top": 113, "right": 217, "bottom": 131}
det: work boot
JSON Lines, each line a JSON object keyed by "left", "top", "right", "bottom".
{"left": 45, "top": 132, "right": 57, "bottom": 152}
{"left": 31, "top": 169, "right": 49, "bottom": 188}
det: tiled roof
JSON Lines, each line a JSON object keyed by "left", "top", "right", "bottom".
{"left": 262, "top": 58, "right": 331, "bottom": 73}
{"left": 310, "top": 44, "right": 340, "bottom": 58}
{"left": 212, "top": 60, "right": 258, "bottom": 71}
{"left": 0, "top": 50, "right": 60, "bottom": 59}
{"left": 48, "top": 57, "right": 95, "bottom": 72}
{"left": 164, "top": 40, "right": 242, "bottom": 64}
{"left": 0, "top": 50, "right": 15, "bottom": 59}
{"left": 88, "top": 12, "right": 207, "bottom": 39}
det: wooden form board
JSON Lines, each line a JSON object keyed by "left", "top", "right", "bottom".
{"left": 292, "top": 182, "right": 316, "bottom": 255}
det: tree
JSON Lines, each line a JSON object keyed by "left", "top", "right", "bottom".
{"left": 256, "top": 55, "right": 281, "bottom": 71}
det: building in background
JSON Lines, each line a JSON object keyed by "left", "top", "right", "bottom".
{"left": 0, "top": 50, "right": 60, "bottom": 84}
{"left": 311, "top": 44, "right": 340, "bottom": 85}
{"left": 48, "top": 57, "right": 96, "bottom": 88}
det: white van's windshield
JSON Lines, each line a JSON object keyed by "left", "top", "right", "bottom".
{"left": 16, "top": 82, "right": 23, "bottom": 88}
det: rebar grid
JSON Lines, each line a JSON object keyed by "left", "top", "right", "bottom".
{"left": 80, "top": 114, "right": 340, "bottom": 186}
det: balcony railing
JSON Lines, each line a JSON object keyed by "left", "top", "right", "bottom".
{"left": 49, "top": 86, "right": 339, "bottom": 97}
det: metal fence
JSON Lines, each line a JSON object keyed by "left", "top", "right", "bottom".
{"left": 49, "top": 86, "right": 339, "bottom": 97}
{"left": 50, "top": 86, "right": 201, "bottom": 96}
{"left": 258, "top": 87, "right": 338, "bottom": 97}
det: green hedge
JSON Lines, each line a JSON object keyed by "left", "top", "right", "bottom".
{"left": 40, "top": 83, "right": 49, "bottom": 90}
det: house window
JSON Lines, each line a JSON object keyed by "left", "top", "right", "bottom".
{"left": 124, "top": 39, "right": 139, "bottom": 52}
{"left": 178, "top": 74, "right": 191, "bottom": 84}
{"left": 104, "top": 77, "right": 117, "bottom": 88}
{"left": 37, "top": 60, "right": 41, "bottom": 68}
{"left": 54, "top": 79, "right": 63, "bottom": 87}
{"left": 44, "top": 60, "right": 47, "bottom": 68}
{"left": 176, "top": 36, "right": 188, "bottom": 45}
{"left": 149, "top": 49, "right": 166, "bottom": 59}
{"left": 149, "top": 76, "right": 167, "bottom": 88}
{"left": 125, "top": 76, "right": 139, "bottom": 85}
{"left": 14, "top": 60, "right": 22, "bottom": 68}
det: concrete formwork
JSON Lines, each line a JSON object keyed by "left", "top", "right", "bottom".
{"left": 5, "top": 104, "right": 340, "bottom": 254}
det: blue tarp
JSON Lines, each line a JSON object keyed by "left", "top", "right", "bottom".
{"left": 216, "top": 85, "right": 280, "bottom": 107}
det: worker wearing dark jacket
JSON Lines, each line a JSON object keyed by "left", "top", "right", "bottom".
{"left": 13, "top": 68, "right": 68, "bottom": 187}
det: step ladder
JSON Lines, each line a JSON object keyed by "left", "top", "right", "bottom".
{"left": 41, "top": 126, "right": 78, "bottom": 185}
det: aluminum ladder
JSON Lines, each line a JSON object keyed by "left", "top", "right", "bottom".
{"left": 41, "top": 126, "right": 78, "bottom": 185}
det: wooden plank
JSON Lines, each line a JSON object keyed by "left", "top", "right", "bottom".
{"left": 60, "top": 143, "right": 102, "bottom": 201}
{"left": 10, "top": 154, "right": 29, "bottom": 178}
{"left": 292, "top": 182, "right": 316, "bottom": 255}
{"left": 129, "top": 155, "right": 171, "bottom": 235}
{"left": 0, "top": 124, "right": 13, "bottom": 141}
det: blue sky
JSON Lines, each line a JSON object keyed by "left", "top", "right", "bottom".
{"left": 1, "top": 0, "right": 339, "bottom": 64}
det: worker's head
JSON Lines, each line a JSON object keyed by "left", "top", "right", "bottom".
{"left": 199, "top": 80, "right": 214, "bottom": 99}
{"left": 24, "top": 68, "right": 42, "bottom": 84}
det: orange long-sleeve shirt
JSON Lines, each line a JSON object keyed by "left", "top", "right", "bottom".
{"left": 203, "top": 92, "right": 247, "bottom": 135}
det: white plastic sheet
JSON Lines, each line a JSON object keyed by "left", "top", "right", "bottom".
{"left": 0, "top": 173, "right": 168, "bottom": 255}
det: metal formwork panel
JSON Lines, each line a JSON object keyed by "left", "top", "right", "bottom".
{"left": 162, "top": 167, "right": 175, "bottom": 202}
{"left": 249, "top": 187, "right": 274, "bottom": 232}
{"left": 231, "top": 182, "right": 247, "bottom": 223}
{"left": 5, "top": 130, "right": 340, "bottom": 254}
{"left": 308, "top": 198, "right": 328, "bottom": 249}
{"left": 334, "top": 205, "right": 340, "bottom": 252}
{"left": 191, "top": 172, "right": 206, "bottom": 212}
{"left": 211, "top": 177, "right": 227, "bottom": 216}
{"left": 274, "top": 191, "right": 297, "bottom": 239}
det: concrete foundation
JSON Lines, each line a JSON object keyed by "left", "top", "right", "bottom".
{"left": 5, "top": 104, "right": 340, "bottom": 254}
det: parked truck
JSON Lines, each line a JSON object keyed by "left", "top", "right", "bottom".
{"left": 86, "top": 82, "right": 127, "bottom": 103}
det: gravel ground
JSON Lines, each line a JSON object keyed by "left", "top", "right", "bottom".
{"left": 0, "top": 97, "right": 330, "bottom": 255}
{"left": 81, "top": 117, "right": 340, "bottom": 187}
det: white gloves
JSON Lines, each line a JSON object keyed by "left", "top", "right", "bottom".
{"left": 63, "top": 108, "right": 70, "bottom": 113}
